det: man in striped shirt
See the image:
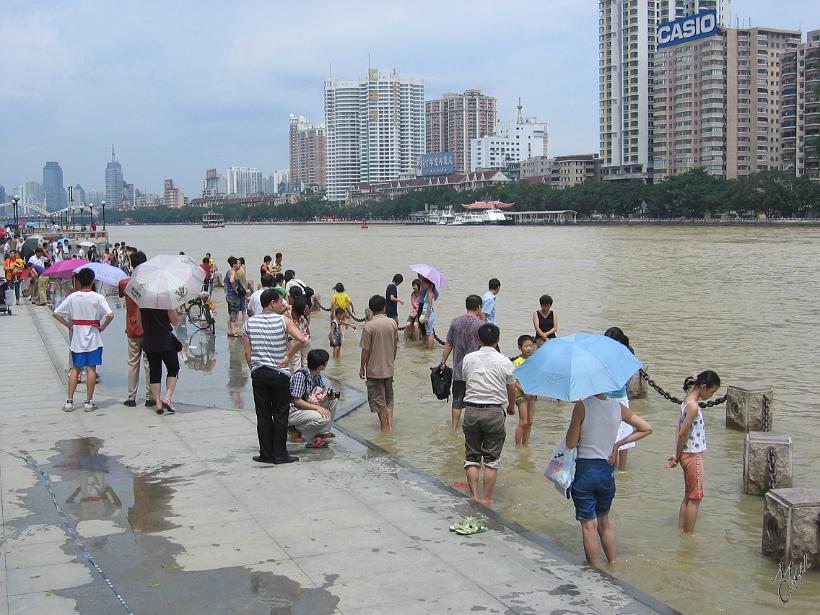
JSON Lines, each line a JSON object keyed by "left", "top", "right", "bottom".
{"left": 243, "top": 289, "right": 305, "bottom": 464}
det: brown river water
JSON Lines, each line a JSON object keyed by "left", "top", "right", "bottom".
{"left": 114, "top": 223, "right": 820, "bottom": 614}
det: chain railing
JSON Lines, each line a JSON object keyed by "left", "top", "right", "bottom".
{"left": 762, "top": 395, "right": 771, "bottom": 432}
{"left": 767, "top": 447, "right": 779, "bottom": 489}
{"left": 640, "top": 369, "right": 728, "bottom": 408}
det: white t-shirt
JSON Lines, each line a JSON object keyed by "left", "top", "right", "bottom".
{"left": 285, "top": 278, "right": 305, "bottom": 294}
{"left": 28, "top": 255, "right": 47, "bottom": 268}
{"left": 247, "top": 287, "right": 267, "bottom": 317}
{"left": 54, "top": 291, "right": 113, "bottom": 353}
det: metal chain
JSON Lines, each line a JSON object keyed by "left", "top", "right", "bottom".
{"left": 762, "top": 395, "right": 771, "bottom": 432}
{"left": 639, "top": 370, "right": 727, "bottom": 408}
{"left": 433, "top": 332, "right": 446, "bottom": 346}
{"left": 767, "top": 447, "right": 778, "bottom": 489}
{"left": 315, "top": 300, "right": 331, "bottom": 312}
{"left": 346, "top": 310, "right": 366, "bottom": 323}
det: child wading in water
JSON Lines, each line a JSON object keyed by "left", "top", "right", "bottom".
{"left": 513, "top": 335, "right": 537, "bottom": 446}
{"left": 329, "top": 307, "right": 356, "bottom": 359}
{"left": 665, "top": 370, "right": 721, "bottom": 534}
{"left": 404, "top": 279, "right": 421, "bottom": 343}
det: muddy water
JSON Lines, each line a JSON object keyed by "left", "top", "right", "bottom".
{"left": 111, "top": 223, "right": 820, "bottom": 613}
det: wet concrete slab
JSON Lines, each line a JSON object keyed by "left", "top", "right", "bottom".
{"left": 0, "top": 303, "right": 676, "bottom": 615}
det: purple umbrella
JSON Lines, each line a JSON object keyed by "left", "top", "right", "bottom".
{"left": 409, "top": 263, "right": 449, "bottom": 290}
{"left": 42, "top": 259, "right": 91, "bottom": 279}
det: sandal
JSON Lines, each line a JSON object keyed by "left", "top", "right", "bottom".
{"left": 305, "top": 437, "right": 328, "bottom": 449}
{"left": 161, "top": 399, "right": 176, "bottom": 414}
{"left": 288, "top": 427, "right": 305, "bottom": 443}
{"left": 319, "top": 432, "right": 336, "bottom": 439}
{"left": 448, "top": 516, "right": 487, "bottom": 535}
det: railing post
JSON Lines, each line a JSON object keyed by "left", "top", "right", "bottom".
{"left": 762, "top": 488, "right": 820, "bottom": 568}
{"left": 725, "top": 384, "right": 774, "bottom": 432}
{"left": 743, "top": 432, "right": 793, "bottom": 495}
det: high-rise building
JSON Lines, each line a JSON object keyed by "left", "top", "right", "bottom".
{"left": 324, "top": 68, "right": 425, "bottom": 202}
{"left": 203, "top": 168, "right": 222, "bottom": 197}
{"left": 226, "top": 167, "right": 263, "bottom": 196}
{"left": 658, "top": 1, "right": 732, "bottom": 26}
{"left": 105, "top": 146, "right": 124, "bottom": 208}
{"left": 0, "top": 185, "right": 5, "bottom": 204}
{"left": 42, "top": 161, "right": 66, "bottom": 211}
{"left": 599, "top": 0, "right": 657, "bottom": 181}
{"left": 781, "top": 29, "right": 820, "bottom": 183}
{"left": 288, "top": 116, "right": 326, "bottom": 189}
{"left": 72, "top": 184, "right": 86, "bottom": 206}
{"left": 426, "top": 90, "right": 497, "bottom": 173}
{"left": 163, "top": 179, "right": 184, "bottom": 208}
{"left": 22, "top": 182, "right": 44, "bottom": 205}
{"left": 123, "top": 183, "right": 136, "bottom": 208}
{"left": 87, "top": 190, "right": 105, "bottom": 206}
{"left": 470, "top": 102, "right": 548, "bottom": 171}
{"left": 653, "top": 24, "right": 800, "bottom": 179}
{"left": 265, "top": 170, "right": 290, "bottom": 194}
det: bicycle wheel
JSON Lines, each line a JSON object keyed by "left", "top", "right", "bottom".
{"left": 186, "top": 302, "right": 209, "bottom": 330}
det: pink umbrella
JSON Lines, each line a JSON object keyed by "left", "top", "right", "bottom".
{"left": 409, "top": 263, "right": 449, "bottom": 290}
{"left": 42, "top": 259, "right": 90, "bottom": 279}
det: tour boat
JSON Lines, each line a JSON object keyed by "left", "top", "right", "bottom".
{"left": 202, "top": 211, "right": 225, "bottom": 228}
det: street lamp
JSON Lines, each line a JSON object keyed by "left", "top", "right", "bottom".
{"left": 90, "top": 203, "right": 94, "bottom": 226}
{"left": 79, "top": 206, "right": 85, "bottom": 230}
{"left": 101, "top": 200, "right": 106, "bottom": 230}
{"left": 12, "top": 195, "right": 20, "bottom": 229}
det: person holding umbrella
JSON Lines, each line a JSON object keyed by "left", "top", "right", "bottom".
{"left": 514, "top": 333, "right": 653, "bottom": 568}
{"left": 410, "top": 264, "right": 448, "bottom": 351}
{"left": 124, "top": 254, "right": 206, "bottom": 415}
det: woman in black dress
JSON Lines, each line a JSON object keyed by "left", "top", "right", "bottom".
{"left": 533, "top": 294, "right": 557, "bottom": 346}
{"left": 141, "top": 307, "right": 181, "bottom": 414}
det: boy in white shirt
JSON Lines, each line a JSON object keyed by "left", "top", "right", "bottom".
{"left": 53, "top": 268, "right": 114, "bottom": 412}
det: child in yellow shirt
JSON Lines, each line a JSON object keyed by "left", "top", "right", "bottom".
{"left": 513, "top": 335, "right": 537, "bottom": 447}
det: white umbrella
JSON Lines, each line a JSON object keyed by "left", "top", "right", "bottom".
{"left": 125, "top": 254, "right": 205, "bottom": 309}
{"left": 73, "top": 262, "right": 128, "bottom": 287}
{"left": 78, "top": 240, "right": 96, "bottom": 247}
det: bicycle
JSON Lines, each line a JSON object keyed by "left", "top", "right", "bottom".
{"left": 186, "top": 292, "right": 216, "bottom": 333}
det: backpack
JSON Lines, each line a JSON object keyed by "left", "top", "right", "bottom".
{"left": 430, "top": 364, "right": 453, "bottom": 400}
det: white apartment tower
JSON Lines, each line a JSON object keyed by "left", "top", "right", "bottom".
{"left": 226, "top": 166, "right": 263, "bottom": 196}
{"left": 657, "top": 1, "right": 731, "bottom": 26}
{"left": 324, "top": 68, "right": 425, "bottom": 202}
{"left": 470, "top": 102, "right": 548, "bottom": 171}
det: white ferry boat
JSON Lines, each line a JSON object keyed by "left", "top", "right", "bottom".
{"left": 202, "top": 211, "right": 225, "bottom": 228}
{"left": 437, "top": 201, "right": 513, "bottom": 225}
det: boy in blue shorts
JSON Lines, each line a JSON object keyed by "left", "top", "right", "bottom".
{"left": 53, "top": 267, "right": 113, "bottom": 412}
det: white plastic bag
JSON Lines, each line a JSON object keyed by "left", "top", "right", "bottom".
{"left": 544, "top": 440, "right": 577, "bottom": 499}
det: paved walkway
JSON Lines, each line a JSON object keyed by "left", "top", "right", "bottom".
{"left": 0, "top": 304, "right": 674, "bottom": 614}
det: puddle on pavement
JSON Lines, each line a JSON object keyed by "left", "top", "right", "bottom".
{"left": 10, "top": 437, "right": 339, "bottom": 613}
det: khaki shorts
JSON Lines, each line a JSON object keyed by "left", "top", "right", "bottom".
{"left": 462, "top": 405, "right": 506, "bottom": 469}
{"left": 366, "top": 377, "right": 394, "bottom": 413}
{"left": 680, "top": 452, "right": 705, "bottom": 501}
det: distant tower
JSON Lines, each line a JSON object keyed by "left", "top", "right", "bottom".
{"left": 105, "top": 146, "right": 123, "bottom": 208}
{"left": 42, "top": 161, "right": 66, "bottom": 211}
{"left": 516, "top": 97, "right": 524, "bottom": 124}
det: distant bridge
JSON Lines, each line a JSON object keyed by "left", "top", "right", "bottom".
{"left": 0, "top": 201, "right": 51, "bottom": 217}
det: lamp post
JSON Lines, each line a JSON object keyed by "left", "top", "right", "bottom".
{"left": 79, "top": 206, "right": 85, "bottom": 230}
{"left": 12, "top": 195, "right": 20, "bottom": 229}
{"left": 101, "top": 200, "right": 106, "bottom": 230}
{"left": 90, "top": 203, "right": 94, "bottom": 226}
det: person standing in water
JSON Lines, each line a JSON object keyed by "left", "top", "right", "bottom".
{"left": 533, "top": 294, "right": 557, "bottom": 346}
{"left": 603, "top": 326, "right": 636, "bottom": 470}
{"left": 665, "top": 370, "right": 721, "bottom": 535}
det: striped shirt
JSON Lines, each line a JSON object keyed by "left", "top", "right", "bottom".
{"left": 242, "top": 312, "right": 289, "bottom": 375}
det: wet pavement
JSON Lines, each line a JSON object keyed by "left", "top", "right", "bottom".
{"left": 0, "top": 303, "right": 674, "bottom": 614}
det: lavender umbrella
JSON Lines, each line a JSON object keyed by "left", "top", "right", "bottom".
{"left": 409, "top": 264, "right": 449, "bottom": 290}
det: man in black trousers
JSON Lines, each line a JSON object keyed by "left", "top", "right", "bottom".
{"left": 242, "top": 289, "right": 305, "bottom": 464}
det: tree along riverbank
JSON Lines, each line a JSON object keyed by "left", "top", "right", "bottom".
{"left": 107, "top": 169, "right": 820, "bottom": 225}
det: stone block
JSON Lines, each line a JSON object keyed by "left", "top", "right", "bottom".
{"left": 627, "top": 370, "right": 646, "bottom": 400}
{"left": 743, "top": 432, "right": 793, "bottom": 495}
{"left": 762, "top": 488, "right": 820, "bottom": 568}
{"left": 725, "top": 384, "right": 773, "bottom": 432}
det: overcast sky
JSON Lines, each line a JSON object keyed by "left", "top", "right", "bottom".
{"left": 0, "top": 0, "right": 814, "bottom": 197}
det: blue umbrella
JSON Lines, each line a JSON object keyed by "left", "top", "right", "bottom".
{"left": 514, "top": 333, "right": 643, "bottom": 401}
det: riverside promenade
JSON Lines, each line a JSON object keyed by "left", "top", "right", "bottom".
{"left": 0, "top": 304, "right": 674, "bottom": 614}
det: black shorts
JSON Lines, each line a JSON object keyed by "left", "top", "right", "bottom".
{"left": 452, "top": 380, "right": 467, "bottom": 409}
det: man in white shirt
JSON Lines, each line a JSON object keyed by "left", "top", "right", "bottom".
{"left": 284, "top": 269, "right": 306, "bottom": 294}
{"left": 460, "top": 323, "right": 516, "bottom": 506}
{"left": 247, "top": 273, "right": 274, "bottom": 317}
{"left": 52, "top": 268, "right": 114, "bottom": 412}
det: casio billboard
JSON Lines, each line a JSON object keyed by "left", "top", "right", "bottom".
{"left": 657, "top": 10, "right": 719, "bottom": 48}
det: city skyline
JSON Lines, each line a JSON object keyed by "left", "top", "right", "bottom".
{"left": 0, "top": 0, "right": 814, "bottom": 197}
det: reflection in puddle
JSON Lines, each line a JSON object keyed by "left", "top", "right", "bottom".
{"left": 51, "top": 437, "right": 180, "bottom": 533}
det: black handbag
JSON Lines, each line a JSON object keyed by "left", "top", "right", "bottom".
{"left": 430, "top": 364, "right": 452, "bottom": 400}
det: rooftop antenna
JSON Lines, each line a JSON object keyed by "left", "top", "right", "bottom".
{"left": 516, "top": 97, "right": 524, "bottom": 124}
{"left": 111, "top": 145, "right": 116, "bottom": 161}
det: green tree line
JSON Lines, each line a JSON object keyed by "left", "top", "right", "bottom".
{"left": 107, "top": 170, "right": 820, "bottom": 224}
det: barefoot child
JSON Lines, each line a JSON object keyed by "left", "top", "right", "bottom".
{"left": 513, "top": 335, "right": 537, "bottom": 446}
{"left": 665, "top": 370, "right": 721, "bottom": 534}
{"left": 404, "top": 279, "right": 421, "bottom": 343}
{"left": 329, "top": 307, "right": 356, "bottom": 359}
